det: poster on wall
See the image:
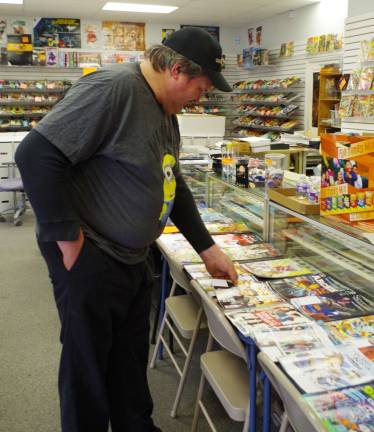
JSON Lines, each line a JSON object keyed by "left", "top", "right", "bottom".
{"left": 247, "top": 27, "right": 254, "bottom": 46}
{"left": 82, "top": 23, "right": 102, "bottom": 49}
{"left": 33, "top": 18, "right": 81, "bottom": 48}
{"left": 162, "top": 28, "right": 175, "bottom": 43}
{"left": 0, "top": 19, "right": 7, "bottom": 46}
{"left": 8, "top": 18, "right": 28, "bottom": 35}
{"left": 181, "top": 25, "right": 219, "bottom": 41}
{"left": 6, "top": 34, "right": 33, "bottom": 65}
{"left": 280, "top": 41, "right": 294, "bottom": 57}
{"left": 102, "top": 21, "right": 145, "bottom": 51}
{"left": 78, "top": 52, "right": 101, "bottom": 68}
{"left": 255, "top": 26, "right": 262, "bottom": 47}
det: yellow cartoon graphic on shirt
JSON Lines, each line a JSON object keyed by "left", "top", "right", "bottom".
{"left": 159, "top": 153, "right": 176, "bottom": 225}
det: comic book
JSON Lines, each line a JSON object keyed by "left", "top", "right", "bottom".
{"left": 225, "top": 303, "right": 309, "bottom": 337}
{"left": 158, "top": 233, "right": 201, "bottom": 264}
{"left": 184, "top": 261, "right": 249, "bottom": 281}
{"left": 223, "top": 243, "right": 281, "bottom": 262}
{"left": 268, "top": 273, "right": 354, "bottom": 300}
{"left": 241, "top": 257, "right": 316, "bottom": 278}
{"left": 338, "top": 94, "right": 355, "bottom": 118}
{"left": 323, "top": 315, "right": 374, "bottom": 347}
{"left": 279, "top": 348, "right": 374, "bottom": 393}
{"left": 253, "top": 322, "right": 334, "bottom": 361}
{"left": 215, "top": 277, "right": 282, "bottom": 310}
{"left": 291, "top": 292, "right": 374, "bottom": 322}
{"left": 304, "top": 382, "right": 374, "bottom": 432}
{"left": 204, "top": 222, "right": 253, "bottom": 234}
{"left": 213, "top": 233, "right": 262, "bottom": 248}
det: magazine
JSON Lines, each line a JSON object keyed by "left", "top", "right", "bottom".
{"left": 268, "top": 273, "right": 354, "bottom": 300}
{"left": 158, "top": 233, "right": 201, "bottom": 264}
{"left": 304, "top": 382, "right": 374, "bottom": 432}
{"left": 223, "top": 243, "right": 281, "bottom": 262}
{"left": 205, "top": 222, "right": 253, "bottom": 234}
{"left": 291, "top": 292, "right": 374, "bottom": 322}
{"left": 215, "top": 277, "right": 282, "bottom": 310}
{"left": 323, "top": 315, "right": 374, "bottom": 347}
{"left": 242, "top": 257, "right": 316, "bottom": 278}
{"left": 212, "top": 233, "right": 262, "bottom": 247}
{"left": 225, "top": 303, "right": 309, "bottom": 337}
{"left": 253, "top": 323, "right": 334, "bottom": 361}
{"left": 279, "top": 348, "right": 374, "bottom": 393}
{"left": 184, "top": 262, "right": 250, "bottom": 280}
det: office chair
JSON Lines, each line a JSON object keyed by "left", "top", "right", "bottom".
{"left": 191, "top": 280, "right": 250, "bottom": 432}
{"left": 257, "top": 352, "right": 325, "bottom": 432}
{"left": 150, "top": 243, "right": 207, "bottom": 418}
{"left": 0, "top": 173, "right": 26, "bottom": 226}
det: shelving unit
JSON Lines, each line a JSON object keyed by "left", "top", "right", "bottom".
{"left": 0, "top": 80, "right": 71, "bottom": 131}
{"left": 317, "top": 68, "right": 344, "bottom": 134}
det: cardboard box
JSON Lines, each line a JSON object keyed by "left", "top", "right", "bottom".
{"left": 320, "top": 134, "right": 374, "bottom": 216}
{"left": 267, "top": 188, "right": 320, "bottom": 215}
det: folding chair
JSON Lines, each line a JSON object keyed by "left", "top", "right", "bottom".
{"left": 0, "top": 162, "right": 26, "bottom": 226}
{"left": 257, "top": 352, "right": 325, "bottom": 432}
{"left": 191, "top": 280, "right": 250, "bottom": 432}
{"left": 150, "top": 251, "right": 207, "bottom": 418}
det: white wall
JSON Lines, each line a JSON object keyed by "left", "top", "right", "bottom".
{"left": 348, "top": 0, "right": 374, "bottom": 17}
{"left": 238, "top": 0, "right": 348, "bottom": 52}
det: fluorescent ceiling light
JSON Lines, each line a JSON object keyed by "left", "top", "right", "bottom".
{"left": 0, "top": 0, "right": 23, "bottom": 4}
{"left": 102, "top": 2, "right": 178, "bottom": 13}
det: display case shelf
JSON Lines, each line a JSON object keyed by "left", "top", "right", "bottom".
{"left": 0, "top": 88, "right": 67, "bottom": 94}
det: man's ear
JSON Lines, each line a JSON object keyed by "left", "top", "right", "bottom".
{"left": 170, "top": 63, "right": 182, "bottom": 80}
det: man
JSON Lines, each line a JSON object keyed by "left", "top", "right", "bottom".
{"left": 15, "top": 27, "right": 237, "bottom": 432}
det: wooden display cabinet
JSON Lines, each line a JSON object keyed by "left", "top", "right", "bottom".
{"left": 317, "top": 67, "right": 343, "bottom": 134}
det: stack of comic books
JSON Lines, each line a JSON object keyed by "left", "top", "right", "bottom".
{"left": 159, "top": 233, "right": 281, "bottom": 264}
{"left": 290, "top": 292, "right": 374, "bottom": 322}
{"left": 268, "top": 273, "right": 354, "bottom": 300}
{"left": 213, "top": 275, "right": 283, "bottom": 310}
{"left": 241, "top": 257, "right": 317, "bottom": 279}
{"left": 252, "top": 322, "right": 334, "bottom": 361}
{"left": 323, "top": 315, "right": 374, "bottom": 362}
{"left": 225, "top": 303, "right": 310, "bottom": 337}
{"left": 304, "top": 382, "right": 374, "bottom": 432}
{"left": 279, "top": 347, "right": 374, "bottom": 393}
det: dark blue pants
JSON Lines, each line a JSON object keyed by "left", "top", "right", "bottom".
{"left": 38, "top": 238, "right": 156, "bottom": 432}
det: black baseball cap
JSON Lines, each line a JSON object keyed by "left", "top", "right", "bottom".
{"left": 163, "top": 27, "right": 232, "bottom": 92}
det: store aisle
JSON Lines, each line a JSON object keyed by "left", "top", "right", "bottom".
{"left": 0, "top": 213, "right": 242, "bottom": 432}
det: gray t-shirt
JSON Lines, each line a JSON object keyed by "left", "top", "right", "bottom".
{"left": 35, "top": 62, "right": 180, "bottom": 263}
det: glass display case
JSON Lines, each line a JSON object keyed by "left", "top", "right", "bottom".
{"left": 206, "top": 173, "right": 265, "bottom": 237}
{"left": 206, "top": 173, "right": 374, "bottom": 298}
{"left": 267, "top": 201, "right": 374, "bottom": 298}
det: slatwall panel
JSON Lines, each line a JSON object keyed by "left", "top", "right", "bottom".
{"left": 342, "top": 11, "right": 374, "bottom": 134}
{"left": 0, "top": 65, "right": 82, "bottom": 82}
{"left": 221, "top": 44, "right": 306, "bottom": 137}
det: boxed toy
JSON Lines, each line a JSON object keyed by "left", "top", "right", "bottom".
{"left": 320, "top": 134, "right": 374, "bottom": 216}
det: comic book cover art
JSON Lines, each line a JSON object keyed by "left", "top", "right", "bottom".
{"left": 223, "top": 243, "right": 281, "bottom": 262}
{"left": 323, "top": 315, "right": 374, "bottom": 347}
{"left": 291, "top": 292, "right": 374, "bottom": 322}
{"left": 254, "top": 304, "right": 309, "bottom": 327}
{"left": 268, "top": 273, "right": 354, "bottom": 300}
{"left": 205, "top": 222, "right": 252, "bottom": 234}
{"left": 184, "top": 262, "right": 249, "bottom": 281}
{"left": 242, "top": 257, "right": 316, "bottom": 278}
{"left": 102, "top": 21, "right": 145, "bottom": 51}
{"left": 279, "top": 348, "right": 374, "bottom": 393}
{"left": 33, "top": 18, "right": 81, "bottom": 48}
{"left": 304, "top": 382, "right": 374, "bottom": 431}
{"left": 9, "top": 18, "right": 28, "bottom": 35}
{"left": 83, "top": 23, "right": 101, "bottom": 49}
{"left": 213, "top": 233, "right": 262, "bottom": 247}
{"left": 78, "top": 52, "right": 101, "bottom": 68}
{"left": 253, "top": 323, "right": 333, "bottom": 361}
{"left": 215, "top": 277, "right": 282, "bottom": 310}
